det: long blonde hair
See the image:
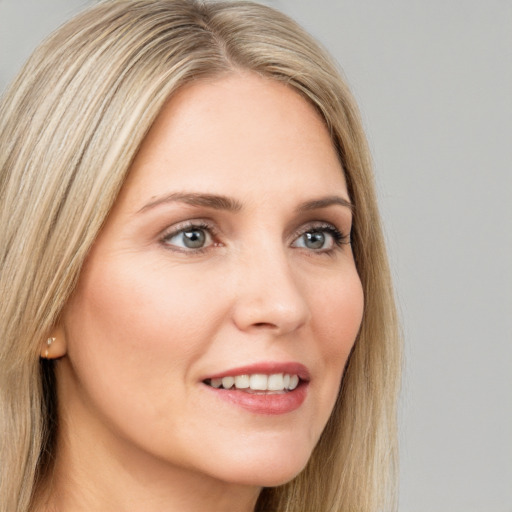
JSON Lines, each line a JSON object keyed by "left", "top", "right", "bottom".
{"left": 0, "top": 1, "right": 401, "bottom": 510}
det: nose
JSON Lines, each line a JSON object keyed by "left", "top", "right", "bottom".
{"left": 230, "top": 242, "right": 310, "bottom": 335}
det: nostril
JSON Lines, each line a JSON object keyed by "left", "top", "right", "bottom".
{"left": 231, "top": 277, "right": 310, "bottom": 334}
{"left": 253, "top": 322, "right": 275, "bottom": 328}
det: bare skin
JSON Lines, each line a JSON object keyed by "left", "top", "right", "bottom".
{"left": 37, "top": 72, "right": 363, "bottom": 511}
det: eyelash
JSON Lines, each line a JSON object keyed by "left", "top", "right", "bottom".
{"left": 160, "top": 221, "right": 218, "bottom": 254}
{"left": 292, "top": 223, "right": 350, "bottom": 253}
{"left": 159, "top": 221, "right": 350, "bottom": 254}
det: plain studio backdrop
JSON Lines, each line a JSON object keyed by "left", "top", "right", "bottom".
{"left": 1, "top": 1, "right": 511, "bottom": 511}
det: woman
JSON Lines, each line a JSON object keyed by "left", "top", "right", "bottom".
{"left": 0, "top": 1, "right": 401, "bottom": 511}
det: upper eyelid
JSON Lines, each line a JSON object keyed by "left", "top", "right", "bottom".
{"left": 156, "top": 224, "right": 220, "bottom": 259}
{"left": 290, "top": 220, "right": 347, "bottom": 237}
{"left": 158, "top": 220, "right": 219, "bottom": 249}
{"left": 160, "top": 219, "right": 217, "bottom": 236}
{"left": 290, "top": 222, "right": 351, "bottom": 253}
{"left": 158, "top": 218, "right": 350, "bottom": 246}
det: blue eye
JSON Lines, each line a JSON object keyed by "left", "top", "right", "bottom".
{"left": 162, "top": 224, "right": 213, "bottom": 250}
{"left": 306, "top": 231, "right": 328, "bottom": 249}
{"left": 292, "top": 225, "right": 347, "bottom": 251}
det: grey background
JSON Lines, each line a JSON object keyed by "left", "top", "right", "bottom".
{"left": 1, "top": 1, "right": 511, "bottom": 511}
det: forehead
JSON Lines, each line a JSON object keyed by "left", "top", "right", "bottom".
{"left": 119, "top": 72, "right": 348, "bottom": 210}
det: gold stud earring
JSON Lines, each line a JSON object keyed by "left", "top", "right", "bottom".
{"left": 45, "top": 337, "right": 56, "bottom": 358}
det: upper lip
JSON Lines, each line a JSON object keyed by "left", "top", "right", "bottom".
{"left": 204, "top": 362, "right": 311, "bottom": 382}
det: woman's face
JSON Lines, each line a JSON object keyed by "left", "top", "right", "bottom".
{"left": 57, "top": 73, "right": 364, "bottom": 490}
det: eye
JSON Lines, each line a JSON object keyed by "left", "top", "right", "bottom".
{"left": 161, "top": 223, "right": 214, "bottom": 251}
{"left": 291, "top": 224, "right": 348, "bottom": 252}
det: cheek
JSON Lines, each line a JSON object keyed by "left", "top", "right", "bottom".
{"left": 61, "top": 258, "right": 224, "bottom": 409}
{"left": 314, "top": 270, "right": 364, "bottom": 360}
{"left": 59, "top": 257, "right": 232, "bottom": 455}
{"left": 67, "top": 257, "right": 219, "bottom": 350}
{"left": 308, "top": 269, "right": 364, "bottom": 418}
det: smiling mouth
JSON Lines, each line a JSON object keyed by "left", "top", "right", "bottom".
{"left": 204, "top": 373, "right": 300, "bottom": 393}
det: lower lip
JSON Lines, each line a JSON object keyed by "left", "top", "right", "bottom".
{"left": 204, "top": 383, "right": 308, "bottom": 415}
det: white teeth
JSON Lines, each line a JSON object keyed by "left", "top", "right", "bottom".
{"left": 249, "top": 374, "right": 268, "bottom": 390}
{"left": 289, "top": 374, "right": 299, "bottom": 390}
{"left": 211, "top": 378, "right": 222, "bottom": 388}
{"left": 221, "top": 376, "right": 235, "bottom": 389}
{"left": 208, "top": 373, "right": 301, "bottom": 391}
{"left": 234, "top": 374, "right": 250, "bottom": 389}
{"left": 267, "top": 373, "right": 284, "bottom": 391}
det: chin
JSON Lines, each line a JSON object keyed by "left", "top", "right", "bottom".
{"left": 202, "top": 442, "right": 313, "bottom": 488}
{"left": 251, "top": 465, "right": 308, "bottom": 488}
{"left": 217, "top": 464, "right": 307, "bottom": 489}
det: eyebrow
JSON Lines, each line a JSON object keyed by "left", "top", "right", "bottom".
{"left": 138, "top": 192, "right": 243, "bottom": 213}
{"left": 295, "top": 195, "right": 353, "bottom": 213}
{"left": 137, "top": 192, "right": 352, "bottom": 214}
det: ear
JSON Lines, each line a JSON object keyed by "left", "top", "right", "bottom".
{"left": 40, "top": 325, "right": 67, "bottom": 359}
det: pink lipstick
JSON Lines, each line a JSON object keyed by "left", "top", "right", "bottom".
{"left": 202, "top": 362, "right": 310, "bottom": 415}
